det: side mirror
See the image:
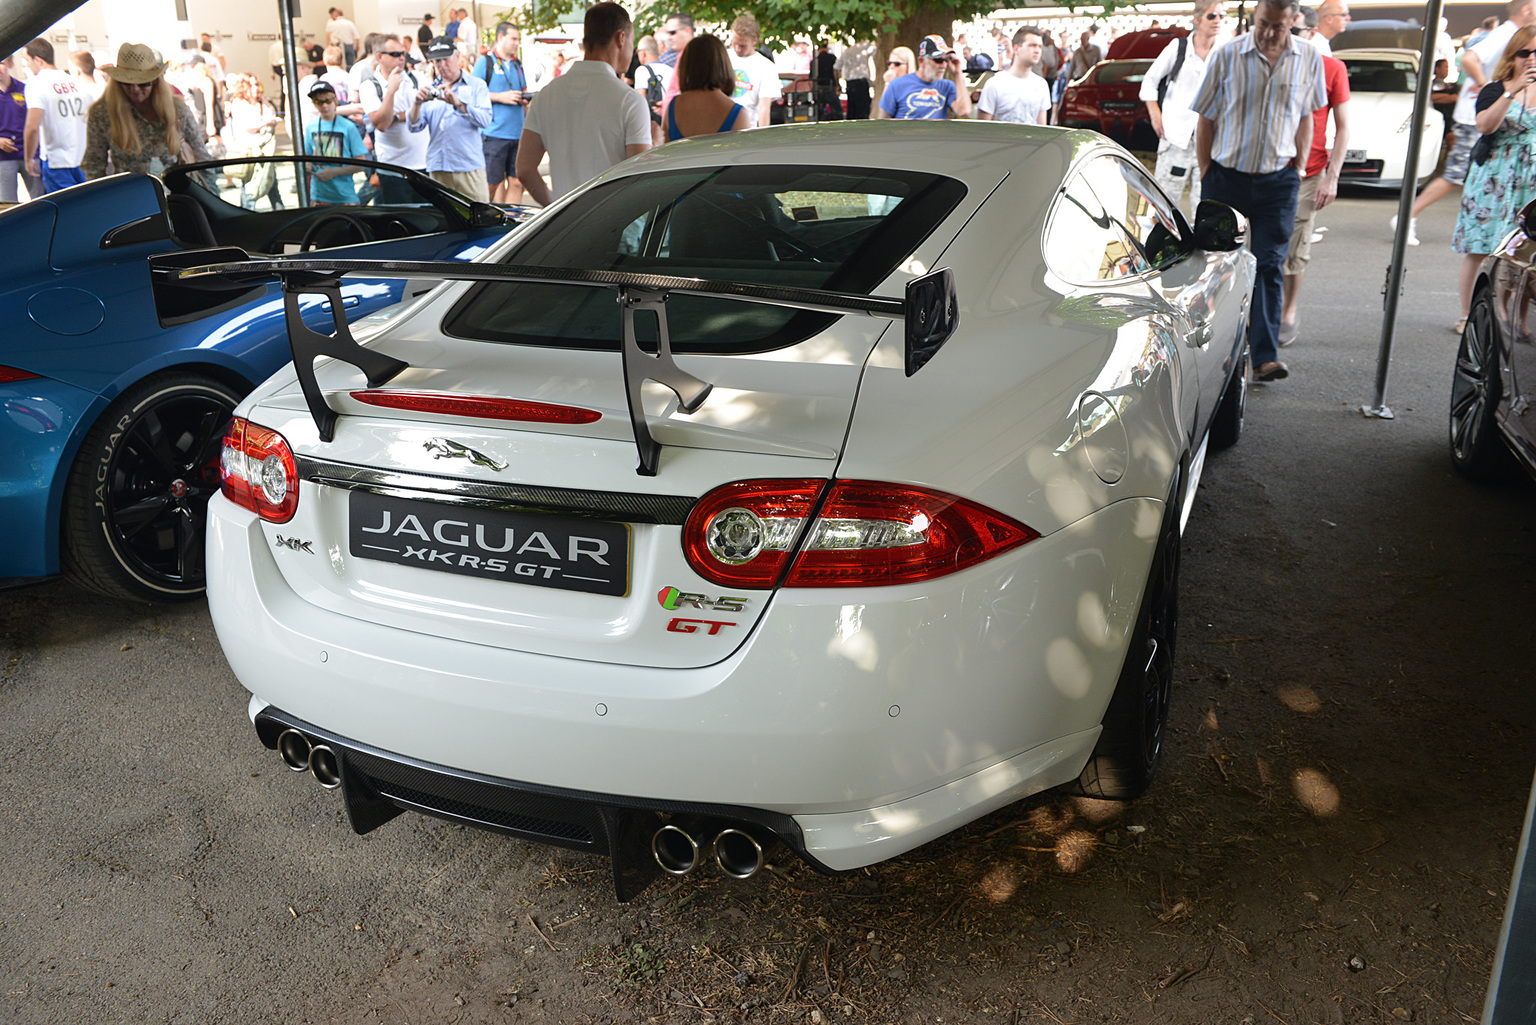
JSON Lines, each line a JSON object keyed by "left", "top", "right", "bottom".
{"left": 468, "top": 201, "right": 507, "bottom": 228}
{"left": 1191, "top": 199, "right": 1246, "bottom": 252}
{"left": 1520, "top": 198, "right": 1536, "bottom": 238}
{"left": 904, "top": 268, "right": 959, "bottom": 377}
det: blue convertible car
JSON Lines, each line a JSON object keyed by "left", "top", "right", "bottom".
{"left": 0, "top": 155, "right": 522, "bottom": 601}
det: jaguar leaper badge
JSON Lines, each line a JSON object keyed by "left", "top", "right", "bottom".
{"left": 424, "top": 437, "right": 507, "bottom": 471}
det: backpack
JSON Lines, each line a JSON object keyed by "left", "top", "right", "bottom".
{"left": 1156, "top": 37, "right": 1188, "bottom": 107}
{"left": 641, "top": 65, "right": 663, "bottom": 108}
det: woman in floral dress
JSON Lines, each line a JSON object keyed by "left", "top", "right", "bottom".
{"left": 81, "top": 42, "right": 209, "bottom": 180}
{"left": 1453, "top": 26, "right": 1536, "bottom": 332}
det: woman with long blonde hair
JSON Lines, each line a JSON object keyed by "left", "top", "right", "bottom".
{"left": 82, "top": 42, "right": 208, "bottom": 179}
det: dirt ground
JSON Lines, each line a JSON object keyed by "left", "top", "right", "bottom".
{"left": 2, "top": 193, "right": 1534, "bottom": 1025}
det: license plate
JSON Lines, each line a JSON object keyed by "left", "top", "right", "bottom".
{"left": 1101, "top": 101, "right": 1138, "bottom": 111}
{"left": 1345, "top": 149, "right": 1368, "bottom": 162}
{"left": 348, "top": 490, "right": 630, "bottom": 596}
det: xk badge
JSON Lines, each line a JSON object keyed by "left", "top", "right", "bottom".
{"left": 275, "top": 535, "right": 314, "bottom": 553}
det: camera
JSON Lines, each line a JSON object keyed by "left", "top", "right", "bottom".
{"left": 427, "top": 85, "right": 449, "bottom": 102}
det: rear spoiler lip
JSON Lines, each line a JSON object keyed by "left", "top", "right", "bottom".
{"left": 176, "top": 257, "right": 908, "bottom": 320}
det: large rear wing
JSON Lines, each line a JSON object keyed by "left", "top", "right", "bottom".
{"left": 177, "top": 256, "right": 958, "bottom": 476}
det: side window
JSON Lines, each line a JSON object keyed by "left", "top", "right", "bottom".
{"left": 1045, "top": 172, "right": 1146, "bottom": 282}
{"left": 1081, "top": 155, "right": 1187, "bottom": 270}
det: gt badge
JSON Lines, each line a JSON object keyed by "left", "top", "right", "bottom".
{"left": 275, "top": 535, "right": 314, "bottom": 553}
{"left": 667, "top": 618, "right": 735, "bottom": 635}
{"left": 658, "top": 587, "right": 746, "bottom": 612}
{"left": 424, "top": 437, "right": 508, "bottom": 471}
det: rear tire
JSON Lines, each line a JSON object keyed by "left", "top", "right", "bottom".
{"left": 1074, "top": 483, "right": 1180, "bottom": 801}
{"left": 1449, "top": 291, "right": 1522, "bottom": 483}
{"left": 1209, "top": 343, "right": 1247, "bottom": 450}
{"left": 61, "top": 372, "right": 242, "bottom": 602}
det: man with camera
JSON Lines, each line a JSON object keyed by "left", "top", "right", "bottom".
{"left": 409, "top": 36, "right": 493, "bottom": 202}
{"left": 876, "top": 35, "right": 972, "bottom": 119}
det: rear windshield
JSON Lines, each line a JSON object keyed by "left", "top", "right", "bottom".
{"left": 1342, "top": 59, "right": 1416, "bottom": 94}
{"left": 1093, "top": 61, "right": 1151, "bottom": 85}
{"left": 444, "top": 164, "right": 966, "bottom": 354}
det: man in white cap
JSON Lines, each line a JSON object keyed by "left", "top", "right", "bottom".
{"left": 876, "top": 35, "right": 972, "bottom": 119}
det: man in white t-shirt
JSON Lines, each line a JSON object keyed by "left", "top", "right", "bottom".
{"left": 21, "top": 38, "right": 88, "bottom": 193}
{"left": 1396, "top": 0, "right": 1531, "bottom": 250}
{"left": 362, "top": 34, "right": 429, "bottom": 197}
{"left": 977, "top": 25, "right": 1052, "bottom": 125}
{"left": 516, "top": 2, "right": 652, "bottom": 205}
{"left": 728, "top": 14, "right": 782, "bottom": 127}
{"left": 457, "top": 9, "right": 479, "bottom": 60}
{"left": 1140, "top": 0, "right": 1225, "bottom": 210}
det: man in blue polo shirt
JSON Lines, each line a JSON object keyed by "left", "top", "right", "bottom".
{"left": 474, "top": 22, "right": 529, "bottom": 204}
{"left": 876, "top": 35, "right": 972, "bottom": 119}
{"left": 409, "top": 36, "right": 493, "bottom": 202}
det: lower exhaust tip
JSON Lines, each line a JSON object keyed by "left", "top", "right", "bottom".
{"left": 309, "top": 744, "right": 342, "bottom": 789}
{"left": 277, "top": 729, "right": 312, "bottom": 772}
{"left": 652, "top": 824, "right": 700, "bottom": 875}
{"left": 714, "top": 828, "right": 764, "bottom": 879}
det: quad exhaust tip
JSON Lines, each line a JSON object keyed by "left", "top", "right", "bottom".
{"left": 277, "top": 729, "right": 311, "bottom": 772}
{"left": 309, "top": 744, "right": 341, "bottom": 789}
{"left": 713, "top": 828, "right": 763, "bottom": 879}
{"left": 651, "top": 824, "right": 766, "bottom": 879}
{"left": 275, "top": 729, "right": 341, "bottom": 789}
{"left": 652, "top": 824, "right": 701, "bottom": 875}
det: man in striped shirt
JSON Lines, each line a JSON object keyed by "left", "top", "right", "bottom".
{"left": 1194, "top": 0, "right": 1326, "bottom": 383}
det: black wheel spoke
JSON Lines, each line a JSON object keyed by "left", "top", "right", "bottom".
{"left": 176, "top": 506, "right": 206, "bottom": 583}
{"left": 126, "top": 408, "right": 185, "bottom": 478}
{"left": 111, "top": 494, "right": 173, "bottom": 540}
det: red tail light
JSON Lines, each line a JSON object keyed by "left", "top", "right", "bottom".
{"left": 349, "top": 391, "right": 602, "bottom": 424}
{"left": 683, "top": 479, "right": 1037, "bottom": 589}
{"left": 0, "top": 366, "right": 41, "bottom": 384}
{"left": 220, "top": 417, "right": 299, "bottom": 523}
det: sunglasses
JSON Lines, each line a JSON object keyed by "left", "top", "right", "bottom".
{"left": 1202, "top": 11, "right": 1223, "bottom": 19}
{"left": 1290, "top": 26, "right": 1308, "bottom": 34}
{"left": 381, "top": 50, "right": 407, "bottom": 58}
{"left": 888, "top": 59, "right": 907, "bottom": 66}
{"left": 312, "top": 95, "right": 337, "bottom": 104}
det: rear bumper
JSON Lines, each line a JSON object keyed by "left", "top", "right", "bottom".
{"left": 210, "top": 490, "right": 1157, "bottom": 874}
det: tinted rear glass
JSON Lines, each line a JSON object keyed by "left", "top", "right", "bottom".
{"left": 444, "top": 164, "right": 966, "bottom": 354}
{"left": 1093, "top": 61, "right": 1151, "bottom": 85}
{"left": 1342, "top": 59, "right": 1416, "bottom": 93}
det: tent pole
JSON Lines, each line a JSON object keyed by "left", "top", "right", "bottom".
{"left": 1367, "top": 0, "right": 1445, "bottom": 419}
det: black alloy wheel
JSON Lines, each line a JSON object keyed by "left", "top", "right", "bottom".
{"left": 1449, "top": 291, "right": 1521, "bottom": 483}
{"left": 1074, "top": 480, "right": 1180, "bottom": 801}
{"left": 62, "top": 373, "right": 244, "bottom": 602}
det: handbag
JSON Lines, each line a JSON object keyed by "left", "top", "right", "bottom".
{"left": 1471, "top": 130, "right": 1497, "bottom": 166}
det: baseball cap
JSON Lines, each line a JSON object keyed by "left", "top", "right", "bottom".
{"left": 917, "top": 35, "right": 955, "bottom": 61}
{"left": 424, "top": 36, "right": 456, "bottom": 60}
{"left": 307, "top": 80, "right": 338, "bottom": 99}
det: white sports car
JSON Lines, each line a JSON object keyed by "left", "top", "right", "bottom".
{"left": 193, "top": 122, "right": 1255, "bottom": 900}
{"left": 1333, "top": 48, "right": 1442, "bottom": 189}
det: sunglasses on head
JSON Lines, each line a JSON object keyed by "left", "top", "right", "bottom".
{"left": 1518, "top": 48, "right": 1536, "bottom": 58}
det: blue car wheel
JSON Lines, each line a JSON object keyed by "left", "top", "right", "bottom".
{"left": 61, "top": 372, "right": 243, "bottom": 602}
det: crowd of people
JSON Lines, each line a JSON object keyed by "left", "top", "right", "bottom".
{"left": 2, "top": 1, "right": 1526, "bottom": 362}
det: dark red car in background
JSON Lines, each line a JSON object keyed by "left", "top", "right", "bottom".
{"left": 1059, "top": 28, "right": 1187, "bottom": 152}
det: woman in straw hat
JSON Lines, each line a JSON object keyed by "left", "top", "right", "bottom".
{"left": 82, "top": 42, "right": 209, "bottom": 179}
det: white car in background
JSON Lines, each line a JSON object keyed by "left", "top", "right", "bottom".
{"left": 191, "top": 122, "right": 1255, "bottom": 900}
{"left": 1332, "top": 48, "right": 1442, "bottom": 189}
